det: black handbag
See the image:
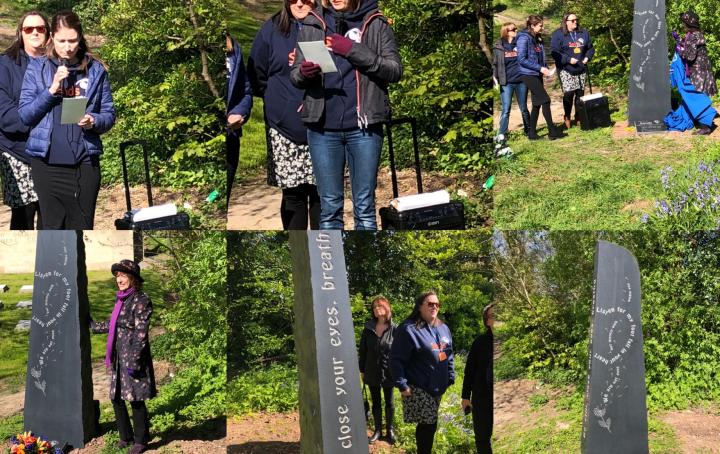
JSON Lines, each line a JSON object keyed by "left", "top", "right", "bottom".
{"left": 363, "top": 383, "right": 371, "bottom": 421}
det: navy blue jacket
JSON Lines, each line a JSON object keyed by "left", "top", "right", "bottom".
{"left": 550, "top": 28, "right": 594, "bottom": 75}
{"left": 19, "top": 56, "right": 115, "bottom": 159}
{"left": 390, "top": 318, "right": 455, "bottom": 397}
{"left": 247, "top": 16, "right": 307, "bottom": 144}
{"left": 226, "top": 36, "right": 253, "bottom": 138}
{"left": 0, "top": 52, "right": 31, "bottom": 163}
{"left": 516, "top": 29, "right": 545, "bottom": 77}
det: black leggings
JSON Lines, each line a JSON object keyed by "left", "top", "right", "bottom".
{"left": 10, "top": 202, "right": 41, "bottom": 229}
{"left": 520, "top": 75, "right": 557, "bottom": 135}
{"left": 472, "top": 403, "right": 493, "bottom": 454}
{"left": 112, "top": 399, "right": 149, "bottom": 445}
{"left": 281, "top": 184, "right": 320, "bottom": 230}
{"left": 369, "top": 386, "right": 395, "bottom": 429}
{"left": 416, "top": 423, "right": 437, "bottom": 454}
{"left": 563, "top": 89, "right": 584, "bottom": 118}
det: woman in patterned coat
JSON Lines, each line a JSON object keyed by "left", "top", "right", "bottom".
{"left": 91, "top": 260, "right": 156, "bottom": 454}
{"left": 675, "top": 12, "right": 717, "bottom": 98}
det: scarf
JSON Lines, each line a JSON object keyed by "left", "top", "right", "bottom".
{"left": 105, "top": 287, "right": 135, "bottom": 368}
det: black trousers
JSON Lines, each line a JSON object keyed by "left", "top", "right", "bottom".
{"left": 472, "top": 402, "right": 493, "bottom": 454}
{"left": 10, "top": 202, "right": 41, "bottom": 229}
{"left": 563, "top": 89, "right": 584, "bottom": 118}
{"left": 520, "top": 75, "right": 557, "bottom": 136}
{"left": 369, "top": 385, "right": 395, "bottom": 429}
{"left": 416, "top": 423, "right": 437, "bottom": 454}
{"left": 30, "top": 158, "right": 99, "bottom": 229}
{"left": 281, "top": 184, "right": 321, "bottom": 230}
{"left": 227, "top": 131, "right": 240, "bottom": 207}
{"left": 112, "top": 398, "right": 150, "bottom": 445}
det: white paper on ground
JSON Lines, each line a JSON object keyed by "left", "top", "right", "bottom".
{"left": 60, "top": 96, "right": 88, "bottom": 124}
{"left": 131, "top": 203, "right": 177, "bottom": 222}
{"left": 390, "top": 190, "right": 451, "bottom": 212}
{"left": 297, "top": 41, "right": 338, "bottom": 73}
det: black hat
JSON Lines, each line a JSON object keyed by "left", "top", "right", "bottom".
{"left": 111, "top": 259, "right": 144, "bottom": 282}
{"left": 681, "top": 12, "right": 700, "bottom": 29}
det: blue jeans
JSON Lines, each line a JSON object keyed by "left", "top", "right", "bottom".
{"left": 498, "top": 82, "right": 531, "bottom": 137}
{"left": 307, "top": 126, "right": 383, "bottom": 230}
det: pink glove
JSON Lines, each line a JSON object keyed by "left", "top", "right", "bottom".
{"left": 300, "top": 61, "right": 321, "bottom": 79}
{"left": 329, "top": 33, "right": 354, "bottom": 56}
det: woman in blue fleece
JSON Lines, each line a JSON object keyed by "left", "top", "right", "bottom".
{"left": 390, "top": 290, "right": 454, "bottom": 454}
{"left": 19, "top": 10, "right": 115, "bottom": 229}
{"left": 0, "top": 11, "right": 48, "bottom": 229}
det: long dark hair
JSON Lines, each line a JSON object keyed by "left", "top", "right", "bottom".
{"left": 275, "top": 0, "right": 316, "bottom": 36}
{"left": 560, "top": 12, "right": 580, "bottom": 35}
{"left": 526, "top": 15, "right": 543, "bottom": 37}
{"left": 45, "top": 10, "right": 96, "bottom": 70}
{"left": 3, "top": 11, "right": 49, "bottom": 62}
{"left": 408, "top": 290, "right": 443, "bottom": 328}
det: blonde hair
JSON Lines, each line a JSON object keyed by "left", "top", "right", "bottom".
{"left": 500, "top": 22, "right": 517, "bottom": 41}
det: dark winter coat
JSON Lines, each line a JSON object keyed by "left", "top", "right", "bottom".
{"left": 91, "top": 290, "right": 157, "bottom": 402}
{"left": 680, "top": 30, "right": 718, "bottom": 97}
{"left": 390, "top": 318, "right": 455, "bottom": 397}
{"left": 0, "top": 52, "right": 31, "bottom": 163}
{"left": 289, "top": 2, "right": 402, "bottom": 129}
{"left": 462, "top": 329, "right": 493, "bottom": 411}
{"left": 358, "top": 319, "right": 396, "bottom": 388}
{"left": 18, "top": 56, "right": 115, "bottom": 158}
{"left": 516, "top": 29, "right": 545, "bottom": 77}
{"left": 248, "top": 15, "right": 307, "bottom": 144}
{"left": 550, "top": 28, "right": 594, "bottom": 75}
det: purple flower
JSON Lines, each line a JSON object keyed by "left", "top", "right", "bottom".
{"left": 641, "top": 214, "right": 650, "bottom": 223}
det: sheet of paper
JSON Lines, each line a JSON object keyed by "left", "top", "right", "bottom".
{"left": 131, "top": 203, "right": 178, "bottom": 222}
{"left": 60, "top": 97, "right": 88, "bottom": 124}
{"left": 298, "top": 41, "right": 338, "bottom": 73}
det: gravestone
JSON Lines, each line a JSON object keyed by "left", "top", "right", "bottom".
{"left": 24, "top": 231, "right": 96, "bottom": 449}
{"left": 628, "top": 0, "right": 671, "bottom": 133}
{"left": 289, "top": 231, "right": 370, "bottom": 454}
{"left": 0, "top": 284, "right": 9, "bottom": 292}
{"left": 582, "top": 241, "right": 648, "bottom": 453}
{"left": 19, "top": 285, "right": 33, "bottom": 293}
{"left": 15, "top": 320, "right": 30, "bottom": 331}
{"left": 16, "top": 300, "right": 32, "bottom": 309}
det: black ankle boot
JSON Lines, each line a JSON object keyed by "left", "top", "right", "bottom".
{"left": 386, "top": 425, "right": 397, "bottom": 444}
{"left": 548, "top": 125, "right": 567, "bottom": 140}
{"left": 369, "top": 427, "right": 382, "bottom": 443}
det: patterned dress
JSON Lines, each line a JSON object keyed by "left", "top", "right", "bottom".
{"left": 0, "top": 151, "right": 38, "bottom": 208}
{"left": 681, "top": 31, "right": 718, "bottom": 97}
{"left": 91, "top": 291, "right": 157, "bottom": 401}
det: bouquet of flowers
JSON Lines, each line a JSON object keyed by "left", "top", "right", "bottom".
{"left": 9, "top": 432, "right": 63, "bottom": 454}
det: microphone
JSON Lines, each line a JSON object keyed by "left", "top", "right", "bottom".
{"left": 60, "top": 58, "right": 70, "bottom": 96}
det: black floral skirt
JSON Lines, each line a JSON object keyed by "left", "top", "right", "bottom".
{"left": 0, "top": 152, "right": 38, "bottom": 208}
{"left": 401, "top": 385, "right": 442, "bottom": 424}
{"left": 267, "top": 128, "right": 315, "bottom": 189}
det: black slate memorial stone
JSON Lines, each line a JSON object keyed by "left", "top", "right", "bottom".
{"left": 582, "top": 241, "right": 648, "bottom": 454}
{"left": 628, "top": 0, "right": 671, "bottom": 133}
{"left": 289, "top": 231, "right": 370, "bottom": 454}
{"left": 24, "top": 231, "right": 96, "bottom": 449}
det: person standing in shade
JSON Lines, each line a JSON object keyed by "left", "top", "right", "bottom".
{"left": 91, "top": 260, "right": 156, "bottom": 454}
{"left": 18, "top": 10, "right": 115, "bottom": 229}
{"left": 248, "top": 0, "right": 320, "bottom": 229}
{"left": 226, "top": 33, "right": 253, "bottom": 205}
{"left": 493, "top": 22, "right": 530, "bottom": 141}
{"left": 461, "top": 304, "right": 495, "bottom": 454}
{"left": 359, "top": 296, "right": 397, "bottom": 444}
{"left": 290, "top": 0, "right": 402, "bottom": 230}
{"left": 517, "top": 15, "right": 565, "bottom": 140}
{"left": 551, "top": 12, "right": 594, "bottom": 129}
{"left": 0, "top": 11, "right": 48, "bottom": 229}
{"left": 390, "top": 290, "right": 455, "bottom": 454}
{"left": 674, "top": 12, "right": 717, "bottom": 100}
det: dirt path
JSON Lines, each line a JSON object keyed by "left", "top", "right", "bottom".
{"left": 662, "top": 407, "right": 720, "bottom": 453}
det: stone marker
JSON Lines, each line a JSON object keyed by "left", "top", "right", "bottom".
{"left": 24, "top": 231, "right": 96, "bottom": 449}
{"left": 628, "top": 0, "right": 670, "bottom": 133}
{"left": 16, "top": 300, "right": 32, "bottom": 309}
{"left": 15, "top": 320, "right": 31, "bottom": 331}
{"left": 582, "top": 241, "right": 648, "bottom": 453}
{"left": 0, "top": 284, "right": 9, "bottom": 292}
{"left": 289, "top": 230, "right": 370, "bottom": 454}
{"left": 19, "top": 284, "right": 33, "bottom": 293}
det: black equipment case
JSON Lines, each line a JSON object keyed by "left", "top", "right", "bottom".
{"left": 114, "top": 140, "right": 190, "bottom": 230}
{"left": 378, "top": 118, "right": 465, "bottom": 230}
{"left": 573, "top": 65, "right": 612, "bottom": 130}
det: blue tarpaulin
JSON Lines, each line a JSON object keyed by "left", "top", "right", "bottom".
{"left": 664, "top": 52, "right": 717, "bottom": 131}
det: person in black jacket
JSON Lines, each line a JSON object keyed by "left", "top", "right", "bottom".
{"left": 0, "top": 11, "right": 48, "bottom": 229}
{"left": 461, "top": 304, "right": 494, "bottom": 454}
{"left": 248, "top": 0, "right": 320, "bottom": 229}
{"left": 359, "top": 296, "right": 397, "bottom": 444}
{"left": 551, "top": 12, "right": 594, "bottom": 129}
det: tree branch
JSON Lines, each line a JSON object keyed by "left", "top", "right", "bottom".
{"left": 186, "top": 0, "right": 220, "bottom": 99}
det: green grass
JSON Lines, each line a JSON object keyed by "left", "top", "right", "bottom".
{"left": 0, "top": 270, "right": 165, "bottom": 394}
{"left": 492, "top": 117, "right": 720, "bottom": 229}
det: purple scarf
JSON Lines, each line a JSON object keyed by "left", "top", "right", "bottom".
{"left": 105, "top": 287, "right": 135, "bottom": 368}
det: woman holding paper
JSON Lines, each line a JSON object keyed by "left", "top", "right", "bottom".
{"left": 91, "top": 260, "right": 156, "bottom": 454}
{"left": 247, "top": 0, "right": 319, "bottom": 229}
{"left": 0, "top": 11, "right": 49, "bottom": 229}
{"left": 19, "top": 10, "right": 115, "bottom": 229}
{"left": 517, "top": 15, "right": 565, "bottom": 140}
{"left": 290, "top": 0, "right": 402, "bottom": 230}
{"left": 390, "top": 290, "right": 455, "bottom": 454}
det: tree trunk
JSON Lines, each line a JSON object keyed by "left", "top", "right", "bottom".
{"left": 476, "top": 0, "right": 493, "bottom": 65}
{"left": 186, "top": 0, "right": 220, "bottom": 99}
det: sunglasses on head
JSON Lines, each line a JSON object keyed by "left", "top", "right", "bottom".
{"left": 22, "top": 25, "right": 46, "bottom": 34}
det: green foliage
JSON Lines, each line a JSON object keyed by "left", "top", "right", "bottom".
{"left": 227, "top": 364, "right": 299, "bottom": 415}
